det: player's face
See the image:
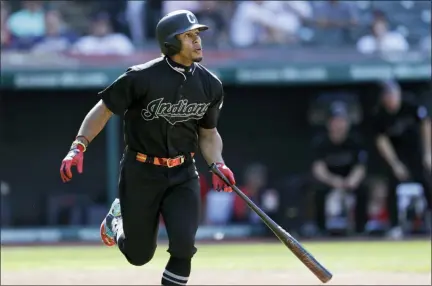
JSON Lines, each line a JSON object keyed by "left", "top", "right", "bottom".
{"left": 382, "top": 89, "right": 401, "bottom": 111}
{"left": 178, "top": 29, "right": 203, "bottom": 63}
{"left": 328, "top": 116, "right": 349, "bottom": 137}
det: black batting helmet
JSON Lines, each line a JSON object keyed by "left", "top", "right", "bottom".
{"left": 156, "top": 10, "right": 208, "bottom": 56}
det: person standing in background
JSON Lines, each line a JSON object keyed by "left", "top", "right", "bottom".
{"left": 372, "top": 80, "right": 431, "bottom": 239}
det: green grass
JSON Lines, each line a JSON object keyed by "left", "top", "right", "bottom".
{"left": 2, "top": 241, "right": 431, "bottom": 273}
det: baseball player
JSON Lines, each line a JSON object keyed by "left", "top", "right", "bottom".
{"left": 372, "top": 80, "right": 431, "bottom": 239}
{"left": 60, "top": 10, "right": 236, "bottom": 285}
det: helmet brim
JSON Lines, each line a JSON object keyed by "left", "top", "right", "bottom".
{"left": 175, "top": 24, "right": 209, "bottom": 36}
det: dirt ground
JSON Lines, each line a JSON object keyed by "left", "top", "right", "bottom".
{"left": 2, "top": 268, "right": 431, "bottom": 285}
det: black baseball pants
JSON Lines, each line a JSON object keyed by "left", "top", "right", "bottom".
{"left": 116, "top": 150, "right": 201, "bottom": 266}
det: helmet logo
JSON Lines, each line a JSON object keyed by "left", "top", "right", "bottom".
{"left": 186, "top": 12, "right": 197, "bottom": 24}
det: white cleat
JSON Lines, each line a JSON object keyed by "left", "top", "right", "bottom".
{"left": 100, "top": 198, "right": 122, "bottom": 246}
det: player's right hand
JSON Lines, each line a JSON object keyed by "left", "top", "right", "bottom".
{"left": 391, "top": 161, "right": 410, "bottom": 181}
{"left": 60, "top": 141, "right": 85, "bottom": 182}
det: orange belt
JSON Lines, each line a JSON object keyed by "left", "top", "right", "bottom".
{"left": 136, "top": 152, "right": 194, "bottom": 168}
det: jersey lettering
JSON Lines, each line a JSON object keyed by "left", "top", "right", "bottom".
{"left": 142, "top": 98, "right": 210, "bottom": 125}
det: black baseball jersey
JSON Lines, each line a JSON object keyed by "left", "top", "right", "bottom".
{"left": 372, "top": 100, "right": 429, "bottom": 151}
{"left": 311, "top": 133, "right": 368, "bottom": 177}
{"left": 98, "top": 56, "right": 224, "bottom": 158}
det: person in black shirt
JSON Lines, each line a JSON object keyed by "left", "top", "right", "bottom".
{"left": 59, "top": 10, "right": 236, "bottom": 285}
{"left": 372, "top": 80, "right": 431, "bottom": 239}
{"left": 311, "top": 102, "right": 368, "bottom": 234}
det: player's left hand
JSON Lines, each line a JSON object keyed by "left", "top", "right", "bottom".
{"left": 60, "top": 141, "right": 85, "bottom": 182}
{"left": 212, "top": 162, "right": 235, "bottom": 192}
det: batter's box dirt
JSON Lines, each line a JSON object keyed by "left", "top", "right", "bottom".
{"left": 1, "top": 269, "right": 431, "bottom": 285}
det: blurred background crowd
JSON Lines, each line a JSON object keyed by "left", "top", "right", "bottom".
{"left": 0, "top": 0, "right": 431, "bottom": 243}
{"left": 1, "top": 0, "right": 431, "bottom": 54}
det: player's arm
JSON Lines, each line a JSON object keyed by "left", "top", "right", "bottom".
{"left": 198, "top": 79, "right": 225, "bottom": 164}
{"left": 312, "top": 160, "right": 344, "bottom": 188}
{"left": 417, "top": 105, "right": 431, "bottom": 170}
{"left": 75, "top": 100, "right": 113, "bottom": 147}
{"left": 198, "top": 82, "right": 235, "bottom": 191}
{"left": 344, "top": 164, "right": 365, "bottom": 187}
{"left": 198, "top": 127, "right": 224, "bottom": 164}
{"left": 376, "top": 134, "right": 401, "bottom": 167}
{"left": 421, "top": 118, "right": 431, "bottom": 160}
{"left": 310, "top": 136, "right": 343, "bottom": 188}
{"left": 344, "top": 148, "right": 368, "bottom": 189}
{"left": 60, "top": 69, "right": 138, "bottom": 182}
{"left": 376, "top": 134, "right": 410, "bottom": 181}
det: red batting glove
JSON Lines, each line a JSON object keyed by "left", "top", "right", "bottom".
{"left": 60, "top": 141, "right": 86, "bottom": 182}
{"left": 212, "top": 162, "right": 236, "bottom": 193}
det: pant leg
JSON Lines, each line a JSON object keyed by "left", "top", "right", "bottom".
{"left": 118, "top": 152, "right": 169, "bottom": 266}
{"left": 410, "top": 166, "right": 432, "bottom": 211}
{"left": 353, "top": 184, "right": 369, "bottom": 233}
{"left": 400, "top": 154, "right": 432, "bottom": 219}
{"left": 161, "top": 167, "right": 201, "bottom": 259}
{"left": 386, "top": 169, "right": 401, "bottom": 228}
{"left": 313, "top": 188, "right": 330, "bottom": 233}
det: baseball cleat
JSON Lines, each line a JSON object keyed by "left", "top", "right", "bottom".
{"left": 100, "top": 198, "right": 122, "bottom": 246}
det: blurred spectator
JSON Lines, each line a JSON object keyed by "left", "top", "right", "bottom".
{"left": 7, "top": 1, "right": 46, "bottom": 38}
{"left": 204, "top": 189, "right": 234, "bottom": 225}
{"left": 230, "top": 1, "right": 311, "bottom": 47}
{"left": 31, "top": 10, "right": 78, "bottom": 53}
{"left": 124, "top": 0, "right": 162, "bottom": 46}
{"left": 232, "top": 163, "right": 268, "bottom": 224}
{"left": 419, "top": 35, "right": 431, "bottom": 53}
{"left": 71, "top": 12, "right": 134, "bottom": 56}
{"left": 125, "top": 0, "right": 146, "bottom": 47}
{"left": 1, "top": 1, "right": 16, "bottom": 50}
{"left": 194, "top": 1, "right": 230, "bottom": 48}
{"left": 162, "top": 1, "right": 201, "bottom": 15}
{"left": 357, "top": 10, "right": 409, "bottom": 54}
{"left": 311, "top": 102, "right": 368, "bottom": 234}
{"left": 365, "top": 178, "right": 389, "bottom": 233}
{"left": 313, "top": 0, "right": 358, "bottom": 46}
{"left": 263, "top": 1, "right": 313, "bottom": 44}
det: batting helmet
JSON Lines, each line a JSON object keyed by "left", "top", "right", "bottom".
{"left": 156, "top": 10, "right": 208, "bottom": 56}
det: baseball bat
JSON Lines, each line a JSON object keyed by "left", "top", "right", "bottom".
{"left": 209, "top": 163, "right": 333, "bottom": 284}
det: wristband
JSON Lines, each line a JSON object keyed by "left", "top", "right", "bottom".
{"left": 71, "top": 140, "right": 87, "bottom": 152}
{"left": 76, "top": 135, "right": 90, "bottom": 146}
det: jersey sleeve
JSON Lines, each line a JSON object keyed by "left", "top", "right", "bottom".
{"left": 198, "top": 81, "right": 224, "bottom": 129}
{"left": 98, "top": 68, "right": 137, "bottom": 115}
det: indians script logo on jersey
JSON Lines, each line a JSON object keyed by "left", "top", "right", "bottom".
{"left": 141, "top": 98, "right": 211, "bottom": 125}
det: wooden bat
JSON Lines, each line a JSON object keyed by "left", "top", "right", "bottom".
{"left": 209, "top": 163, "right": 333, "bottom": 284}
